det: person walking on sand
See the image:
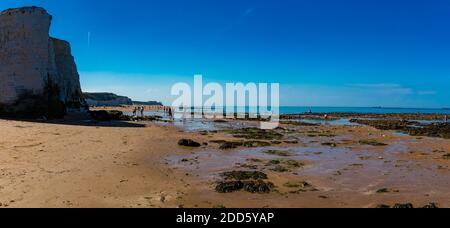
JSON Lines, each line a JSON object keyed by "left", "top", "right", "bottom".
{"left": 140, "top": 106, "right": 145, "bottom": 117}
{"left": 133, "top": 107, "right": 137, "bottom": 117}
{"left": 168, "top": 107, "right": 173, "bottom": 120}
{"left": 445, "top": 115, "right": 448, "bottom": 123}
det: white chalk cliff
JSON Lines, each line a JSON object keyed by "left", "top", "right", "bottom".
{"left": 0, "top": 6, "right": 86, "bottom": 117}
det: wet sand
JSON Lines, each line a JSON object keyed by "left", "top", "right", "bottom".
{"left": 169, "top": 123, "right": 450, "bottom": 208}
{"left": 0, "top": 112, "right": 449, "bottom": 208}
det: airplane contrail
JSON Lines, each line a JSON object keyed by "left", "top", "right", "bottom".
{"left": 87, "top": 31, "right": 91, "bottom": 47}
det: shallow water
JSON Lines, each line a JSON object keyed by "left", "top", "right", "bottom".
{"left": 391, "top": 132, "right": 410, "bottom": 137}
{"left": 167, "top": 128, "right": 450, "bottom": 208}
{"left": 172, "top": 119, "right": 260, "bottom": 132}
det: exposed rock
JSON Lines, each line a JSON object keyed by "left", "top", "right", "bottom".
{"left": 216, "top": 171, "right": 274, "bottom": 194}
{"left": 0, "top": 7, "right": 86, "bottom": 118}
{"left": 375, "top": 204, "right": 391, "bottom": 208}
{"left": 422, "top": 203, "right": 439, "bottom": 208}
{"left": 263, "top": 150, "right": 293, "bottom": 157}
{"left": 178, "top": 139, "right": 201, "bottom": 147}
{"left": 243, "top": 181, "right": 274, "bottom": 193}
{"left": 376, "top": 188, "right": 399, "bottom": 194}
{"left": 350, "top": 119, "right": 417, "bottom": 130}
{"left": 89, "top": 110, "right": 163, "bottom": 122}
{"left": 376, "top": 188, "right": 390, "bottom": 193}
{"left": 392, "top": 203, "right": 414, "bottom": 209}
{"left": 352, "top": 119, "right": 450, "bottom": 139}
{"left": 216, "top": 181, "right": 244, "bottom": 193}
{"left": 284, "top": 181, "right": 318, "bottom": 193}
{"left": 271, "top": 165, "right": 289, "bottom": 173}
{"left": 211, "top": 140, "right": 271, "bottom": 150}
{"left": 407, "top": 123, "right": 450, "bottom": 139}
{"left": 266, "top": 159, "right": 305, "bottom": 173}
{"left": 219, "top": 141, "right": 243, "bottom": 150}
{"left": 215, "top": 180, "right": 274, "bottom": 194}
{"left": 284, "top": 160, "right": 304, "bottom": 168}
{"left": 322, "top": 142, "right": 337, "bottom": 147}
{"left": 359, "top": 139, "right": 388, "bottom": 146}
{"left": 229, "top": 128, "right": 284, "bottom": 140}
{"left": 89, "top": 110, "right": 124, "bottom": 121}
{"left": 376, "top": 203, "right": 439, "bottom": 208}
{"left": 221, "top": 171, "right": 268, "bottom": 180}
{"left": 242, "top": 141, "right": 271, "bottom": 148}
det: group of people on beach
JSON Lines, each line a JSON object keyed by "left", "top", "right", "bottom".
{"left": 130, "top": 105, "right": 174, "bottom": 120}
{"left": 132, "top": 106, "right": 145, "bottom": 117}
{"left": 164, "top": 106, "right": 173, "bottom": 119}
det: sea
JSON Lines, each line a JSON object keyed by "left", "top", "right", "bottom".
{"left": 179, "top": 106, "right": 450, "bottom": 115}
{"left": 278, "top": 106, "right": 450, "bottom": 115}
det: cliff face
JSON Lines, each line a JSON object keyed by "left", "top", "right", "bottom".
{"left": 50, "top": 38, "right": 85, "bottom": 111}
{"left": 0, "top": 6, "right": 86, "bottom": 118}
{"left": 0, "top": 7, "right": 51, "bottom": 105}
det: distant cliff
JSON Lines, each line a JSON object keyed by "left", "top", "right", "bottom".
{"left": 84, "top": 93, "right": 163, "bottom": 107}
{"left": 84, "top": 93, "right": 133, "bottom": 107}
{"left": 133, "top": 101, "right": 163, "bottom": 106}
{"left": 0, "top": 6, "right": 86, "bottom": 118}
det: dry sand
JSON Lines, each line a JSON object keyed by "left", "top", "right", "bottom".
{"left": 0, "top": 116, "right": 197, "bottom": 208}
{"left": 0, "top": 114, "right": 449, "bottom": 208}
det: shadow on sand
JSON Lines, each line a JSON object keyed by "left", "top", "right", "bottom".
{"left": 0, "top": 112, "right": 146, "bottom": 128}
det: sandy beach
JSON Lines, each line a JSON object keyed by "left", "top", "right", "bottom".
{"left": 1, "top": 2, "right": 449, "bottom": 212}
{"left": 1, "top": 108, "right": 449, "bottom": 208}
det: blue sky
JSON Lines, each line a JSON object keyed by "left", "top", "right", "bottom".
{"left": 1, "top": 0, "right": 449, "bottom": 107}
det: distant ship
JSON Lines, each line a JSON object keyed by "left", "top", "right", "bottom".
{"left": 372, "top": 106, "right": 383, "bottom": 109}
